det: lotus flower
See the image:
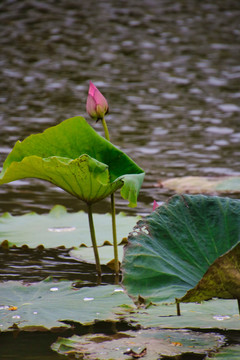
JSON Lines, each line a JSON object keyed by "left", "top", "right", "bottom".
{"left": 86, "top": 81, "right": 109, "bottom": 121}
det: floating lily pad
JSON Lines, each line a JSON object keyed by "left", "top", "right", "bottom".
{"left": 118, "top": 299, "right": 240, "bottom": 330}
{"left": 206, "top": 345, "right": 240, "bottom": 359}
{"left": 0, "top": 116, "right": 144, "bottom": 207}
{"left": 122, "top": 194, "right": 240, "bottom": 303}
{"left": 159, "top": 176, "right": 240, "bottom": 194}
{"left": 0, "top": 280, "right": 131, "bottom": 332}
{"left": 0, "top": 280, "right": 239, "bottom": 333}
{"left": 52, "top": 329, "right": 224, "bottom": 360}
{"left": 0, "top": 205, "right": 140, "bottom": 248}
{"left": 69, "top": 245, "right": 125, "bottom": 266}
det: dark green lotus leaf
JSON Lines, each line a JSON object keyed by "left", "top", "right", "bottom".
{"left": 178, "top": 243, "right": 240, "bottom": 303}
{"left": 122, "top": 194, "right": 240, "bottom": 303}
{"left": 52, "top": 329, "right": 223, "bottom": 360}
{"left": 0, "top": 116, "right": 144, "bottom": 207}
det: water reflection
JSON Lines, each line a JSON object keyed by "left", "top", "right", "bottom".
{"left": 0, "top": 247, "right": 114, "bottom": 283}
{"left": 0, "top": 0, "right": 240, "bottom": 216}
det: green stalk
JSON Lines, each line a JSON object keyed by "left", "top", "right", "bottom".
{"left": 101, "top": 117, "right": 119, "bottom": 283}
{"left": 87, "top": 203, "right": 101, "bottom": 284}
{"left": 102, "top": 116, "right": 110, "bottom": 141}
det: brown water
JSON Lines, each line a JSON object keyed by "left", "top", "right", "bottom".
{"left": 0, "top": 0, "right": 240, "bottom": 218}
{"left": 0, "top": 1, "right": 240, "bottom": 358}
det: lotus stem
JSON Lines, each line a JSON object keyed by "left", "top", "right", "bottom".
{"left": 101, "top": 117, "right": 119, "bottom": 283}
{"left": 101, "top": 116, "right": 110, "bottom": 142}
{"left": 87, "top": 204, "right": 101, "bottom": 284}
{"left": 111, "top": 192, "right": 120, "bottom": 283}
{"left": 176, "top": 299, "right": 181, "bottom": 316}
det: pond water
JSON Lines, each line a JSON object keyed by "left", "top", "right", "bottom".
{"left": 0, "top": 0, "right": 240, "bottom": 218}
{"left": 0, "top": 0, "right": 240, "bottom": 358}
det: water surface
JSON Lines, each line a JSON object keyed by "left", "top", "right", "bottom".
{"left": 0, "top": 0, "right": 240, "bottom": 218}
{"left": 0, "top": 2, "right": 240, "bottom": 359}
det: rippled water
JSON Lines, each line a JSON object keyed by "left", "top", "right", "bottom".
{"left": 0, "top": 0, "right": 240, "bottom": 217}
{"left": 0, "top": 247, "right": 114, "bottom": 283}
{"left": 0, "top": 2, "right": 240, "bottom": 358}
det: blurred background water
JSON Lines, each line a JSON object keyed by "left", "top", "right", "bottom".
{"left": 0, "top": 0, "right": 240, "bottom": 217}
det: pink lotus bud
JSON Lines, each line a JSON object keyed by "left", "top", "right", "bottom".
{"left": 86, "top": 81, "right": 109, "bottom": 121}
{"left": 152, "top": 200, "right": 159, "bottom": 211}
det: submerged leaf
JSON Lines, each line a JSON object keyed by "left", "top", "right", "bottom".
{"left": 0, "top": 116, "right": 144, "bottom": 207}
{"left": 52, "top": 329, "right": 224, "bottom": 360}
{"left": 122, "top": 194, "right": 240, "bottom": 303}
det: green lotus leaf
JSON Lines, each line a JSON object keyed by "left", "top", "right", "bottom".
{"left": 116, "top": 298, "right": 240, "bottom": 330}
{"left": 0, "top": 116, "right": 144, "bottom": 207}
{"left": 0, "top": 280, "right": 239, "bottom": 333}
{"left": 69, "top": 245, "right": 125, "bottom": 266}
{"left": 0, "top": 280, "right": 131, "bottom": 332}
{"left": 206, "top": 345, "right": 240, "bottom": 359}
{"left": 51, "top": 330, "right": 223, "bottom": 360}
{"left": 0, "top": 205, "right": 140, "bottom": 248}
{"left": 122, "top": 194, "right": 240, "bottom": 303}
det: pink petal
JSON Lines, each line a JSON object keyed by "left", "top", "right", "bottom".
{"left": 88, "top": 81, "right": 96, "bottom": 97}
{"left": 86, "top": 94, "right": 97, "bottom": 119}
{"left": 94, "top": 86, "right": 108, "bottom": 109}
{"left": 153, "top": 200, "right": 159, "bottom": 211}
